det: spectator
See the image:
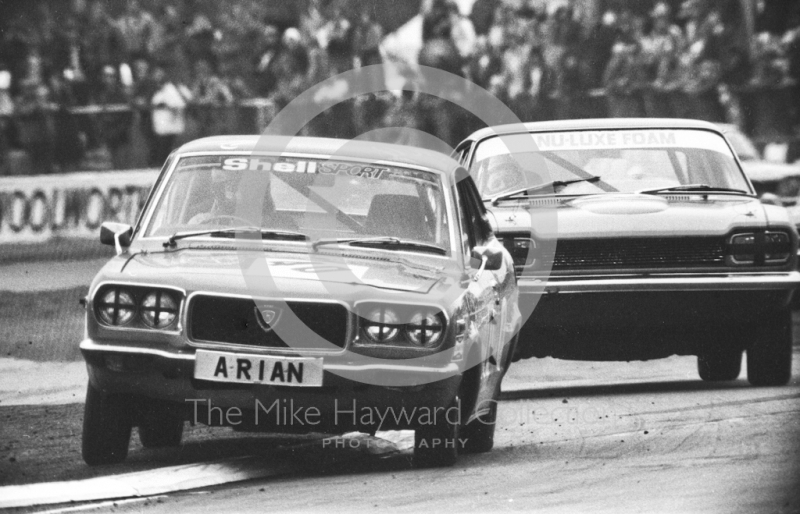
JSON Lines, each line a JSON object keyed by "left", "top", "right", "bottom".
{"left": 511, "top": 47, "right": 554, "bottom": 122}
{"left": 253, "top": 25, "right": 283, "bottom": 97}
{"left": 190, "top": 59, "right": 234, "bottom": 105}
{"left": 93, "top": 65, "right": 132, "bottom": 170}
{"left": 80, "top": 1, "right": 125, "bottom": 96}
{"left": 352, "top": 11, "right": 384, "bottom": 68}
{"left": 422, "top": 0, "right": 453, "bottom": 42}
{"left": 381, "top": 86, "right": 427, "bottom": 147}
{"left": 470, "top": 0, "right": 500, "bottom": 36}
{"left": 641, "top": 3, "right": 683, "bottom": 117}
{"left": 0, "top": 64, "right": 14, "bottom": 174}
{"left": 322, "top": 7, "right": 355, "bottom": 73}
{"left": 681, "top": 43, "right": 724, "bottom": 122}
{"left": 270, "top": 28, "right": 310, "bottom": 108}
{"left": 584, "top": 11, "right": 621, "bottom": 87}
{"left": 448, "top": 3, "right": 477, "bottom": 62}
{"left": 115, "top": 0, "right": 158, "bottom": 61}
{"left": 148, "top": 5, "right": 188, "bottom": 82}
{"left": 48, "top": 72, "right": 84, "bottom": 171}
{"left": 190, "top": 58, "right": 234, "bottom": 137}
{"left": 150, "top": 65, "right": 191, "bottom": 164}
{"left": 552, "top": 51, "right": 585, "bottom": 120}
{"left": 131, "top": 58, "right": 160, "bottom": 166}
{"left": 185, "top": 14, "right": 217, "bottom": 67}
{"left": 15, "top": 77, "right": 55, "bottom": 174}
{"left": 603, "top": 42, "right": 646, "bottom": 117}
{"left": 468, "top": 36, "right": 503, "bottom": 90}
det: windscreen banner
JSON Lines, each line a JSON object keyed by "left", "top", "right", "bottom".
{"left": 0, "top": 170, "right": 158, "bottom": 244}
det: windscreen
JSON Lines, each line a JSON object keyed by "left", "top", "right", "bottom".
{"left": 471, "top": 129, "right": 751, "bottom": 197}
{"left": 144, "top": 155, "right": 452, "bottom": 252}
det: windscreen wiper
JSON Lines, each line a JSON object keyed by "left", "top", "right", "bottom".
{"left": 312, "top": 236, "right": 447, "bottom": 255}
{"left": 638, "top": 184, "right": 750, "bottom": 195}
{"left": 487, "top": 176, "right": 602, "bottom": 205}
{"left": 165, "top": 227, "right": 308, "bottom": 247}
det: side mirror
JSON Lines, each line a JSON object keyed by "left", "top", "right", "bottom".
{"left": 100, "top": 222, "right": 133, "bottom": 255}
{"left": 470, "top": 245, "right": 504, "bottom": 271}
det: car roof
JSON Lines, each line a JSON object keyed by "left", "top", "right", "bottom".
{"left": 176, "top": 135, "right": 460, "bottom": 176}
{"left": 462, "top": 118, "right": 725, "bottom": 144}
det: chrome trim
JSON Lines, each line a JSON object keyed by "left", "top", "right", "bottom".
{"left": 80, "top": 339, "right": 460, "bottom": 376}
{"left": 91, "top": 281, "right": 187, "bottom": 335}
{"left": 80, "top": 339, "right": 195, "bottom": 361}
{"left": 323, "top": 362, "right": 460, "bottom": 375}
{"left": 184, "top": 290, "right": 353, "bottom": 356}
{"left": 518, "top": 272, "right": 800, "bottom": 293}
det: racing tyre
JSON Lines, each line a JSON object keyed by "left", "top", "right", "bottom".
{"left": 697, "top": 349, "right": 742, "bottom": 381}
{"left": 138, "top": 404, "right": 184, "bottom": 448}
{"left": 748, "top": 310, "right": 793, "bottom": 386}
{"left": 414, "top": 398, "right": 460, "bottom": 468}
{"left": 460, "top": 400, "right": 497, "bottom": 454}
{"left": 82, "top": 383, "right": 132, "bottom": 465}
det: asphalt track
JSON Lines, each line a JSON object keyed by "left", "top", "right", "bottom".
{"left": 1, "top": 350, "right": 797, "bottom": 513}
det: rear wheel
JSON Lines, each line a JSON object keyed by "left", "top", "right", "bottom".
{"left": 138, "top": 403, "right": 184, "bottom": 448}
{"left": 697, "top": 348, "right": 742, "bottom": 381}
{"left": 414, "top": 397, "right": 460, "bottom": 468}
{"left": 82, "top": 383, "right": 132, "bottom": 465}
{"left": 748, "top": 310, "right": 793, "bottom": 386}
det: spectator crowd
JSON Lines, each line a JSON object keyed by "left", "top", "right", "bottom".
{"left": 0, "top": 0, "right": 799, "bottom": 175}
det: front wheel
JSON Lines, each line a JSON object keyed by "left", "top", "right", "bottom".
{"left": 748, "top": 310, "right": 793, "bottom": 386}
{"left": 82, "top": 383, "right": 132, "bottom": 465}
{"left": 414, "top": 398, "right": 460, "bottom": 468}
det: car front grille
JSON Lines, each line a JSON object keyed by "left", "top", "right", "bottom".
{"left": 548, "top": 237, "right": 728, "bottom": 270}
{"left": 189, "top": 295, "right": 349, "bottom": 351}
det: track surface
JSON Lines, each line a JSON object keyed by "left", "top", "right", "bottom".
{"left": 3, "top": 351, "right": 798, "bottom": 514}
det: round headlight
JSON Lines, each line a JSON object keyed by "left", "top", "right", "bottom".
{"left": 140, "top": 291, "right": 179, "bottom": 329}
{"left": 406, "top": 312, "right": 444, "bottom": 347}
{"left": 363, "top": 308, "right": 400, "bottom": 343}
{"left": 97, "top": 288, "right": 136, "bottom": 326}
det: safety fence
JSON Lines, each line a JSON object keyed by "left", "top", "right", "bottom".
{"left": 0, "top": 84, "right": 797, "bottom": 177}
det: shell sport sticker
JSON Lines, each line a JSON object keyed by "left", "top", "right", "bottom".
{"left": 220, "top": 157, "right": 439, "bottom": 183}
{"left": 221, "top": 157, "right": 388, "bottom": 179}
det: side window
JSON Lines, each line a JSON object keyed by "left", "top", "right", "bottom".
{"left": 453, "top": 143, "right": 472, "bottom": 166}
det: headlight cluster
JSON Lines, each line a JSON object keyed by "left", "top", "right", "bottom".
{"left": 358, "top": 305, "right": 446, "bottom": 348}
{"left": 728, "top": 231, "right": 792, "bottom": 265}
{"left": 95, "top": 286, "right": 181, "bottom": 329}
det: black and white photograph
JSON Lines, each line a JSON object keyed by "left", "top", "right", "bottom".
{"left": 1, "top": 0, "right": 799, "bottom": 512}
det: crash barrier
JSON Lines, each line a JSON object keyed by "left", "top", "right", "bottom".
{"left": 0, "top": 99, "right": 277, "bottom": 176}
{"left": 0, "top": 169, "right": 158, "bottom": 244}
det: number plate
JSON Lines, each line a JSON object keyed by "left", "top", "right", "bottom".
{"left": 194, "top": 350, "right": 323, "bottom": 387}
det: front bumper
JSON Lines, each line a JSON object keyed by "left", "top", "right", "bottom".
{"left": 518, "top": 271, "right": 800, "bottom": 294}
{"left": 513, "top": 271, "right": 800, "bottom": 360}
{"left": 80, "top": 339, "right": 462, "bottom": 432}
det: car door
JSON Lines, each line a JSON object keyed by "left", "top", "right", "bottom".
{"left": 455, "top": 172, "right": 516, "bottom": 406}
